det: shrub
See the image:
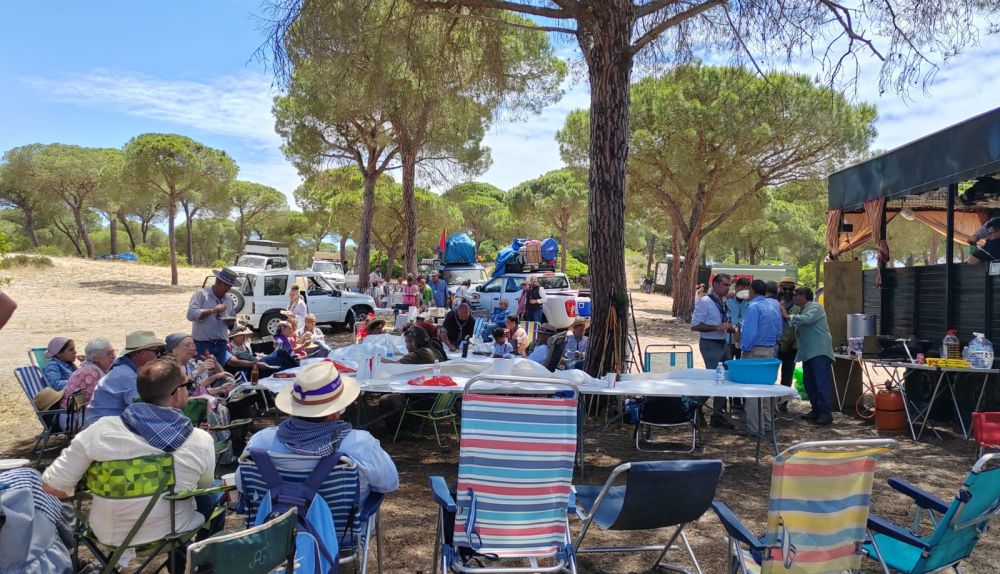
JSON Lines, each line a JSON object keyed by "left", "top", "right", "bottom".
{"left": 563, "top": 254, "right": 589, "bottom": 282}
{"left": 210, "top": 259, "right": 229, "bottom": 269}
{"left": 0, "top": 254, "right": 54, "bottom": 269}
{"left": 36, "top": 245, "right": 64, "bottom": 257}
{"left": 134, "top": 245, "right": 172, "bottom": 266}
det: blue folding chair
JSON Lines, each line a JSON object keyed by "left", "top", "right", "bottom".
{"left": 28, "top": 347, "right": 47, "bottom": 369}
{"left": 14, "top": 365, "right": 75, "bottom": 454}
{"left": 865, "top": 453, "right": 1000, "bottom": 573}
{"left": 643, "top": 344, "right": 694, "bottom": 373}
{"left": 635, "top": 344, "right": 698, "bottom": 453}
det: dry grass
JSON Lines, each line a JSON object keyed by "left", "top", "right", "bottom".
{"left": 0, "top": 258, "right": 997, "bottom": 572}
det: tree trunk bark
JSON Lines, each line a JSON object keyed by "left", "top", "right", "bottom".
{"left": 645, "top": 234, "right": 656, "bottom": 277}
{"left": 54, "top": 219, "right": 83, "bottom": 256}
{"left": 355, "top": 165, "right": 377, "bottom": 291}
{"left": 339, "top": 234, "right": 349, "bottom": 265}
{"left": 168, "top": 197, "right": 179, "bottom": 286}
{"left": 119, "top": 216, "right": 137, "bottom": 251}
{"left": 23, "top": 208, "right": 40, "bottom": 248}
{"left": 733, "top": 247, "right": 741, "bottom": 264}
{"left": 181, "top": 202, "right": 195, "bottom": 265}
{"left": 400, "top": 149, "right": 418, "bottom": 277}
{"left": 670, "top": 230, "right": 681, "bottom": 303}
{"left": 108, "top": 216, "right": 118, "bottom": 255}
{"left": 674, "top": 233, "right": 702, "bottom": 323}
{"left": 73, "top": 205, "right": 95, "bottom": 258}
{"left": 384, "top": 247, "right": 397, "bottom": 282}
{"left": 580, "top": 4, "right": 634, "bottom": 377}
{"left": 560, "top": 227, "right": 568, "bottom": 273}
{"left": 929, "top": 234, "right": 940, "bottom": 264}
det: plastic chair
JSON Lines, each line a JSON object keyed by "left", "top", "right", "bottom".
{"left": 429, "top": 375, "right": 579, "bottom": 574}
{"left": 972, "top": 412, "right": 1000, "bottom": 457}
{"left": 75, "top": 454, "right": 232, "bottom": 574}
{"left": 393, "top": 393, "right": 459, "bottom": 448}
{"left": 185, "top": 508, "right": 297, "bottom": 574}
{"left": 713, "top": 439, "right": 896, "bottom": 574}
{"left": 238, "top": 452, "right": 384, "bottom": 574}
{"left": 28, "top": 347, "right": 47, "bottom": 369}
{"left": 635, "top": 344, "right": 698, "bottom": 453}
{"left": 573, "top": 460, "right": 724, "bottom": 573}
{"left": 864, "top": 453, "right": 1000, "bottom": 574}
{"left": 14, "top": 365, "right": 71, "bottom": 455}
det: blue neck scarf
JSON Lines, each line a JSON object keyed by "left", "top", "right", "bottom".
{"left": 120, "top": 402, "right": 193, "bottom": 453}
{"left": 276, "top": 417, "right": 353, "bottom": 457}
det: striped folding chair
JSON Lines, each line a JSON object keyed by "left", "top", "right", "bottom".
{"left": 14, "top": 365, "right": 71, "bottom": 454}
{"left": 238, "top": 452, "right": 384, "bottom": 574}
{"left": 522, "top": 321, "right": 539, "bottom": 347}
{"left": 28, "top": 347, "right": 47, "bottom": 369}
{"left": 713, "top": 439, "right": 896, "bottom": 574}
{"left": 429, "top": 376, "right": 579, "bottom": 573}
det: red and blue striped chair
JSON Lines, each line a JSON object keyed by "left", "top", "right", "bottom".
{"left": 429, "top": 376, "right": 578, "bottom": 573}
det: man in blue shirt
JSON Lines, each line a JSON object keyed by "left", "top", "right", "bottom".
{"left": 691, "top": 273, "right": 734, "bottom": 428}
{"left": 428, "top": 270, "right": 449, "bottom": 308}
{"left": 85, "top": 330, "right": 164, "bottom": 425}
{"left": 725, "top": 277, "right": 751, "bottom": 359}
{"left": 739, "top": 279, "right": 784, "bottom": 434}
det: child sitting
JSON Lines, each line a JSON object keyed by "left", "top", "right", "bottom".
{"left": 491, "top": 328, "right": 514, "bottom": 359}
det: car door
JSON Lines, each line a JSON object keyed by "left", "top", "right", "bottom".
{"left": 299, "top": 275, "right": 338, "bottom": 323}
{"left": 477, "top": 277, "right": 503, "bottom": 313}
{"left": 502, "top": 276, "right": 525, "bottom": 311}
{"left": 260, "top": 273, "right": 289, "bottom": 316}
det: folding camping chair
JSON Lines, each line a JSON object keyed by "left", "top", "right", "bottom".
{"left": 28, "top": 347, "right": 47, "bottom": 368}
{"left": 185, "top": 508, "right": 298, "bottom": 574}
{"left": 712, "top": 439, "right": 896, "bottom": 574}
{"left": 573, "top": 460, "right": 724, "bottom": 573}
{"left": 394, "top": 392, "right": 460, "bottom": 448}
{"left": 522, "top": 321, "right": 539, "bottom": 347}
{"left": 429, "top": 374, "right": 579, "bottom": 573}
{"left": 75, "top": 453, "right": 232, "bottom": 574}
{"left": 864, "top": 453, "right": 1000, "bottom": 574}
{"left": 634, "top": 344, "right": 698, "bottom": 453}
{"left": 14, "top": 365, "right": 82, "bottom": 454}
{"left": 238, "top": 451, "right": 385, "bottom": 574}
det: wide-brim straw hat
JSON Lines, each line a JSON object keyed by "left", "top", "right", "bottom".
{"left": 779, "top": 276, "right": 797, "bottom": 287}
{"left": 229, "top": 326, "right": 254, "bottom": 339}
{"left": 274, "top": 362, "right": 360, "bottom": 418}
{"left": 119, "top": 330, "right": 165, "bottom": 357}
{"left": 34, "top": 387, "right": 64, "bottom": 411}
{"left": 570, "top": 317, "right": 589, "bottom": 329}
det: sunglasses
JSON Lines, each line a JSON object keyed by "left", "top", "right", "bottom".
{"left": 173, "top": 380, "right": 196, "bottom": 395}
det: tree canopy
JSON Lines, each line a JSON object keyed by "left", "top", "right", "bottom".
{"left": 508, "top": 169, "right": 589, "bottom": 273}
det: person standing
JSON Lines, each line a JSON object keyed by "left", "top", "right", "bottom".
{"left": 428, "top": 270, "right": 449, "bottom": 308}
{"left": 691, "top": 273, "right": 734, "bottom": 428}
{"left": 782, "top": 286, "right": 836, "bottom": 425}
{"left": 740, "top": 279, "right": 784, "bottom": 434}
{"left": 726, "top": 277, "right": 751, "bottom": 360}
{"left": 284, "top": 284, "right": 308, "bottom": 327}
{"left": 401, "top": 274, "right": 420, "bottom": 310}
{"left": 368, "top": 267, "right": 383, "bottom": 286}
{"left": 776, "top": 277, "right": 801, "bottom": 412}
{"left": 523, "top": 276, "right": 547, "bottom": 323}
{"left": 187, "top": 268, "right": 238, "bottom": 367}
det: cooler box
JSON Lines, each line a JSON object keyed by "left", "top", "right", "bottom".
{"left": 577, "top": 300, "right": 591, "bottom": 317}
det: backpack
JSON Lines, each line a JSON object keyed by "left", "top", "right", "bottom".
{"left": 249, "top": 450, "right": 357, "bottom": 574}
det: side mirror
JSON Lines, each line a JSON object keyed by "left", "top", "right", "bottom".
{"left": 332, "top": 290, "right": 341, "bottom": 297}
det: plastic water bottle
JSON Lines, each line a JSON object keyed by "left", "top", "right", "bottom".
{"left": 433, "top": 360, "right": 441, "bottom": 379}
{"left": 715, "top": 363, "right": 726, "bottom": 385}
{"left": 968, "top": 333, "right": 994, "bottom": 369}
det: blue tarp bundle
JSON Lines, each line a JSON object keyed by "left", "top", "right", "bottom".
{"left": 444, "top": 233, "right": 477, "bottom": 264}
{"left": 540, "top": 238, "right": 558, "bottom": 261}
{"left": 492, "top": 238, "right": 524, "bottom": 277}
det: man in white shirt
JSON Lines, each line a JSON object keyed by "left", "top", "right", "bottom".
{"left": 562, "top": 319, "right": 589, "bottom": 370}
{"left": 691, "top": 273, "right": 735, "bottom": 428}
{"left": 43, "top": 358, "right": 216, "bottom": 548}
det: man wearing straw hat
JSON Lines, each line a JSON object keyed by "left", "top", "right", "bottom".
{"left": 187, "top": 268, "right": 239, "bottom": 368}
{"left": 86, "top": 330, "right": 165, "bottom": 425}
{"left": 238, "top": 362, "right": 398, "bottom": 505}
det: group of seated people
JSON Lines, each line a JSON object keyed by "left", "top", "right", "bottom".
{"left": 25, "top": 349, "right": 399, "bottom": 573}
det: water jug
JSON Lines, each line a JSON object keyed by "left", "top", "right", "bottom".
{"left": 967, "top": 333, "right": 994, "bottom": 369}
{"left": 942, "top": 330, "right": 961, "bottom": 359}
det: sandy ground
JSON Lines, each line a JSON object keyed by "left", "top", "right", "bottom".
{"left": 1, "top": 257, "right": 998, "bottom": 572}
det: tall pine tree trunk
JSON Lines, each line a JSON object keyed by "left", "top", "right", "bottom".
{"left": 181, "top": 202, "right": 195, "bottom": 265}
{"left": 339, "top": 235, "right": 348, "bottom": 264}
{"left": 645, "top": 234, "right": 656, "bottom": 277}
{"left": 23, "top": 209, "right": 40, "bottom": 248}
{"left": 673, "top": 230, "right": 702, "bottom": 322}
{"left": 560, "top": 227, "right": 568, "bottom": 273}
{"left": 73, "top": 205, "right": 95, "bottom": 258}
{"left": 355, "top": 165, "right": 378, "bottom": 290}
{"left": 168, "top": 198, "right": 179, "bottom": 286}
{"left": 400, "top": 149, "right": 418, "bottom": 277}
{"left": 119, "top": 216, "right": 137, "bottom": 251}
{"left": 581, "top": 3, "right": 633, "bottom": 376}
{"left": 108, "top": 216, "right": 118, "bottom": 255}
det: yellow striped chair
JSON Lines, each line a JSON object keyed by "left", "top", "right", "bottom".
{"left": 712, "top": 439, "right": 896, "bottom": 573}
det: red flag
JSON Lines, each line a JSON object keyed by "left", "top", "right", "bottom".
{"left": 438, "top": 229, "right": 447, "bottom": 254}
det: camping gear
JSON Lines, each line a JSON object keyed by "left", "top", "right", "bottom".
{"left": 846, "top": 313, "right": 877, "bottom": 339}
{"left": 723, "top": 358, "right": 781, "bottom": 385}
{"left": 540, "top": 237, "right": 558, "bottom": 261}
{"left": 875, "top": 388, "right": 907, "bottom": 434}
{"left": 523, "top": 240, "right": 542, "bottom": 264}
{"left": 444, "top": 233, "right": 477, "bottom": 265}
{"left": 491, "top": 239, "right": 524, "bottom": 277}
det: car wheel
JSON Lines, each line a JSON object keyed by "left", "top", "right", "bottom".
{"left": 261, "top": 312, "right": 284, "bottom": 337}
{"left": 226, "top": 288, "right": 245, "bottom": 313}
{"left": 344, "top": 305, "right": 372, "bottom": 331}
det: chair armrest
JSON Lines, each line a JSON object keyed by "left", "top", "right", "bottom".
{"left": 165, "top": 484, "right": 234, "bottom": 501}
{"left": 359, "top": 492, "right": 385, "bottom": 521}
{"left": 888, "top": 478, "right": 949, "bottom": 514}
{"left": 429, "top": 476, "right": 456, "bottom": 513}
{"left": 711, "top": 501, "right": 765, "bottom": 551}
{"left": 207, "top": 417, "right": 254, "bottom": 432}
{"left": 867, "top": 514, "right": 932, "bottom": 550}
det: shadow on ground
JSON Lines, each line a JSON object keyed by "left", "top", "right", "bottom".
{"left": 78, "top": 280, "right": 193, "bottom": 295}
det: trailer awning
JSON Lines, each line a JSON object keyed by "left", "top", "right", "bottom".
{"left": 828, "top": 107, "right": 1000, "bottom": 212}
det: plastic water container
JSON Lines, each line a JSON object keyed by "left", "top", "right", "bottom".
{"left": 723, "top": 358, "right": 781, "bottom": 385}
{"left": 715, "top": 364, "right": 726, "bottom": 385}
{"left": 967, "top": 333, "right": 994, "bottom": 369}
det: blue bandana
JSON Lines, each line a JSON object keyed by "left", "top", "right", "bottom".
{"left": 121, "top": 402, "right": 194, "bottom": 453}
{"left": 276, "top": 418, "right": 353, "bottom": 457}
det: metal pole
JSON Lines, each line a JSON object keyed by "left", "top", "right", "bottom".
{"left": 879, "top": 206, "right": 888, "bottom": 335}
{"left": 946, "top": 183, "right": 957, "bottom": 329}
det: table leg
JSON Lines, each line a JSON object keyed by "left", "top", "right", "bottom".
{"left": 917, "top": 371, "right": 947, "bottom": 441}
{"left": 831, "top": 363, "right": 843, "bottom": 411}
{"left": 769, "top": 398, "right": 779, "bottom": 457}
{"left": 896, "top": 371, "right": 919, "bottom": 441}
{"left": 972, "top": 373, "right": 992, "bottom": 439}
{"left": 946, "top": 374, "right": 970, "bottom": 439}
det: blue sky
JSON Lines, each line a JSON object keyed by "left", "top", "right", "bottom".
{"left": 2, "top": 1, "right": 998, "bottom": 203}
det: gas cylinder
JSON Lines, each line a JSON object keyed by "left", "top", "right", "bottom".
{"left": 875, "top": 388, "right": 907, "bottom": 434}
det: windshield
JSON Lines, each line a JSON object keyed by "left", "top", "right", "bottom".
{"left": 236, "top": 255, "right": 267, "bottom": 268}
{"left": 312, "top": 261, "right": 344, "bottom": 274}
{"left": 442, "top": 268, "right": 488, "bottom": 285}
{"left": 536, "top": 275, "right": 570, "bottom": 290}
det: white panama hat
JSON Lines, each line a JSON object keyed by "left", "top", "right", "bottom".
{"left": 274, "top": 361, "right": 360, "bottom": 418}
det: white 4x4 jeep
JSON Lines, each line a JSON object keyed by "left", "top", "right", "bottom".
{"left": 205, "top": 269, "right": 376, "bottom": 336}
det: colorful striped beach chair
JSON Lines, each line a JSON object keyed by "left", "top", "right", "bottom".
{"left": 522, "top": 321, "right": 540, "bottom": 347}
{"left": 429, "top": 377, "right": 579, "bottom": 573}
{"left": 713, "top": 439, "right": 896, "bottom": 574}
{"left": 864, "top": 453, "right": 1000, "bottom": 574}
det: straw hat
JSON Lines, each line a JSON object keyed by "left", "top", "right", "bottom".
{"left": 274, "top": 362, "right": 360, "bottom": 418}
{"left": 214, "top": 268, "right": 238, "bottom": 286}
{"left": 229, "top": 326, "right": 254, "bottom": 339}
{"left": 119, "top": 330, "right": 165, "bottom": 357}
{"left": 779, "top": 276, "right": 797, "bottom": 288}
{"left": 34, "top": 387, "right": 64, "bottom": 411}
{"left": 570, "top": 317, "right": 589, "bottom": 329}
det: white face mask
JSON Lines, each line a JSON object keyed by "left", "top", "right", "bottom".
{"left": 736, "top": 290, "right": 750, "bottom": 300}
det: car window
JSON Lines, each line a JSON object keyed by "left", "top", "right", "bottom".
{"left": 264, "top": 275, "right": 288, "bottom": 297}
{"left": 537, "top": 275, "right": 569, "bottom": 290}
{"left": 307, "top": 275, "right": 333, "bottom": 294}
{"left": 235, "top": 275, "right": 253, "bottom": 296}
{"left": 505, "top": 277, "right": 524, "bottom": 292}
{"left": 269, "top": 258, "right": 288, "bottom": 269}
{"left": 442, "top": 268, "right": 489, "bottom": 285}
{"left": 312, "top": 261, "right": 343, "bottom": 274}
{"left": 236, "top": 255, "right": 266, "bottom": 268}
{"left": 480, "top": 279, "right": 502, "bottom": 293}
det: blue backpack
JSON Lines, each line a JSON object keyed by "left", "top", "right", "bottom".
{"left": 249, "top": 449, "right": 357, "bottom": 574}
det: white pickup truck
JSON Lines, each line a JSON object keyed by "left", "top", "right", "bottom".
{"left": 473, "top": 271, "right": 591, "bottom": 330}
